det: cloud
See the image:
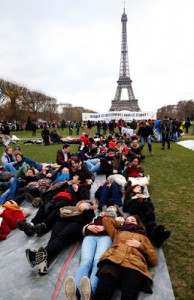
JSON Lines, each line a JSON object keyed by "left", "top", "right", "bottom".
{"left": 0, "top": 0, "right": 194, "bottom": 114}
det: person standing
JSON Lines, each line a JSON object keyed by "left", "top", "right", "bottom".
{"left": 160, "top": 116, "right": 172, "bottom": 150}
{"left": 137, "top": 121, "right": 154, "bottom": 155}
{"left": 31, "top": 122, "right": 37, "bottom": 136}
{"left": 1, "top": 121, "right": 11, "bottom": 146}
{"left": 41, "top": 124, "right": 50, "bottom": 145}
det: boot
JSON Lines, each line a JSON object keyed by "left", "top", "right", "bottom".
{"left": 34, "top": 223, "right": 46, "bottom": 236}
{"left": 150, "top": 225, "right": 164, "bottom": 241}
{"left": 155, "top": 230, "right": 171, "bottom": 248}
{"left": 16, "top": 220, "right": 35, "bottom": 236}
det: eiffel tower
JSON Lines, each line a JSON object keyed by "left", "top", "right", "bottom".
{"left": 109, "top": 7, "right": 140, "bottom": 111}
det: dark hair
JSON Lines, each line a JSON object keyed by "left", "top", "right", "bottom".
{"left": 124, "top": 183, "right": 144, "bottom": 198}
{"left": 126, "top": 214, "right": 146, "bottom": 233}
{"left": 63, "top": 144, "right": 70, "bottom": 149}
{"left": 130, "top": 156, "right": 140, "bottom": 164}
{"left": 28, "top": 168, "right": 35, "bottom": 175}
{"left": 75, "top": 171, "right": 87, "bottom": 183}
{"left": 70, "top": 156, "right": 80, "bottom": 164}
{"left": 107, "top": 147, "right": 115, "bottom": 153}
{"left": 16, "top": 154, "right": 24, "bottom": 160}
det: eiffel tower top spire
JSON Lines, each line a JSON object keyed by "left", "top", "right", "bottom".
{"left": 109, "top": 7, "right": 140, "bottom": 111}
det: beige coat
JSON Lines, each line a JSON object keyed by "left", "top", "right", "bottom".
{"left": 99, "top": 217, "right": 158, "bottom": 281}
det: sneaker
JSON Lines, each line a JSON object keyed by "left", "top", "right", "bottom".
{"left": 80, "top": 276, "right": 91, "bottom": 300}
{"left": 25, "top": 249, "right": 37, "bottom": 268}
{"left": 155, "top": 230, "right": 171, "bottom": 248}
{"left": 64, "top": 276, "right": 77, "bottom": 300}
{"left": 34, "top": 223, "right": 46, "bottom": 236}
{"left": 16, "top": 220, "right": 35, "bottom": 236}
{"left": 36, "top": 247, "right": 48, "bottom": 275}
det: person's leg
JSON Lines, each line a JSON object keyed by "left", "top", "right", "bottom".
{"left": 3, "top": 163, "right": 17, "bottom": 172}
{"left": 95, "top": 272, "right": 117, "bottom": 300}
{"left": 89, "top": 236, "right": 112, "bottom": 294}
{"left": 75, "top": 236, "right": 97, "bottom": 292}
{"left": 0, "top": 188, "right": 10, "bottom": 204}
{"left": 98, "top": 184, "right": 110, "bottom": 208}
{"left": 86, "top": 159, "right": 96, "bottom": 171}
{"left": 111, "top": 183, "right": 123, "bottom": 206}
{"left": 120, "top": 267, "right": 145, "bottom": 300}
{"left": 90, "top": 162, "right": 101, "bottom": 173}
{"left": 9, "top": 177, "right": 21, "bottom": 199}
{"left": 161, "top": 134, "right": 165, "bottom": 149}
{"left": 45, "top": 221, "right": 82, "bottom": 265}
{"left": 167, "top": 138, "right": 170, "bottom": 149}
{"left": 15, "top": 163, "right": 30, "bottom": 179}
{"left": 140, "top": 137, "right": 145, "bottom": 150}
{"left": 147, "top": 137, "right": 152, "bottom": 154}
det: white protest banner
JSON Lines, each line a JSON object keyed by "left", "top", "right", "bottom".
{"left": 82, "top": 110, "right": 156, "bottom": 121}
{"left": 121, "top": 127, "right": 134, "bottom": 136}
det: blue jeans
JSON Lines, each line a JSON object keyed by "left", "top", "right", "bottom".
{"left": 0, "top": 177, "right": 20, "bottom": 204}
{"left": 172, "top": 131, "right": 178, "bottom": 142}
{"left": 155, "top": 131, "right": 161, "bottom": 142}
{"left": 140, "top": 137, "right": 152, "bottom": 153}
{"left": 4, "top": 163, "right": 17, "bottom": 172}
{"left": 99, "top": 182, "right": 123, "bottom": 208}
{"left": 75, "top": 235, "right": 112, "bottom": 293}
{"left": 86, "top": 159, "right": 101, "bottom": 173}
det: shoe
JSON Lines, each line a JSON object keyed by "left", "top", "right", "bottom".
{"left": 34, "top": 223, "right": 46, "bottom": 236}
{"left": 16, "top": 220, "right": 35, "bottom": 236}
{"left": 25, "top": 249, "right": 37, "bottom": 268}
{"left": 32, "top": 197, "right": 43, "bottom": 208}
{"left": 155, "top": 230, "right": 171, "bottom": 248}
{"left": 25, "top": 192, "right": 34, "bottom": 203}
{"left": 150, "top": 225, "right": 164, "bottom": 241}
{"left": 161, "top": 147, "right": 164, "bottom": 150}
{"left": 80, "top": 276, "right": 91, "bottom": 300}
{"left": 64, "top": 276, "right": 77, "bottom": 300}
{"left": 36, "top": 247, "right": 48, "bottom": 275}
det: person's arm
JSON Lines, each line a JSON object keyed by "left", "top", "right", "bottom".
{"left": 137, "top": 235, "right": 158, "bottom": 267}
{"left": 123, "top": 193, "right": 135, "bottom": 212}
{"left": 102, "top": 217, "right": 120, "bottom": 241}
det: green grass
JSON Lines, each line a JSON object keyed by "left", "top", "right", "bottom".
{"left": 1, "top": 127, "right": 194, "bottom": 299}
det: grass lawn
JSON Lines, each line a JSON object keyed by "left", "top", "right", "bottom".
{"left": 1, "top": 127, "right": 194, "bottom": 300}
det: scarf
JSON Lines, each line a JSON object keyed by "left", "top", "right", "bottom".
{"left": 120, "top": 222, "right": 139, "bottom": 232}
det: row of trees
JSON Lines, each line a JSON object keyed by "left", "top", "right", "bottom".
{"left": 1, "top": 78, "right": 193, "bottom": 124}
{"left": 0, "top": 79, "right": 94, "bottom": 123}
{"left": 157, "top": 100, "right": 194, "bottom": 120}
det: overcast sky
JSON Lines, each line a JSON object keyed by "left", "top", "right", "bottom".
{"left": 0, "top": 0, "right": 194, "bottom": 113}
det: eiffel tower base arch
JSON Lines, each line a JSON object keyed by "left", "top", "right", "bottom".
{"left": 109, "top": 100, "right": 140, "bottom": 111}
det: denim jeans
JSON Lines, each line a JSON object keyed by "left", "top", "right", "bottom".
{"left": 75, "top": 235, "right": 112, "bottom": 293}
{"left": 98, "top": 182, "right": 123, "bottom": 208}
{"left": 0, "top": 177, "right": 20, "bottom": 204}
{"left": 140, "top": 137, "right": 152, "bottom": 153}
{"left": 4, "top": 163, "right": 17, "bottom": 172}
{"left": 155, "top": 131, "right": 162, "bottom": 142}
{"left": 86, "top": 159, "right": 101, "bottom": 173}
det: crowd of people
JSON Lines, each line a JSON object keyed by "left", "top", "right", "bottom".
{"left": 0, "top": 118, "right": 173, "bottom": 300}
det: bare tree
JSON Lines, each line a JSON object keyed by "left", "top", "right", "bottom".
{"left": 0, "top": 79, "right": 26, "bottom": 122}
